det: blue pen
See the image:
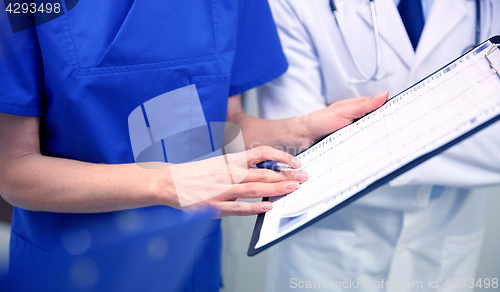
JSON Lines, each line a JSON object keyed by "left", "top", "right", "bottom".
{"left": 255, "top": 161, "right": 292, "bottom": 171}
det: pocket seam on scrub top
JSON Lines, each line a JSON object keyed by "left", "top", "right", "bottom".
{"left": 66, "top": 0, "right": 219, "bottom": 75}
{"left": 75, "top": 55, "right": 219, "bottom": 76}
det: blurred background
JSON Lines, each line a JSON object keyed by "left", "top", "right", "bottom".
{"left": 0, "top": 194, "right": 11, "bottom": 278}
{"left": 0, "top": 90, "right": 498, "bottom": 290}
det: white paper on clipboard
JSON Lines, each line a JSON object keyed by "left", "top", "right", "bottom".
{"left": 253, "top": 41, "right": 500, "bottom": 251}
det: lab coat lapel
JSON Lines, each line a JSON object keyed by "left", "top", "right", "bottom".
{"left": 412, "top": 0, "right": 467, "bottom": 71}
{"left": 356, "top": 0, "right": 414, "bottom": 68}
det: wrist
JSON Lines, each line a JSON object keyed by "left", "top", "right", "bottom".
{"left": 145, "top": 164, "right": 180, "bottom": 209}
{"left": 287, "top": 116, "right": 315, "bottom": 154}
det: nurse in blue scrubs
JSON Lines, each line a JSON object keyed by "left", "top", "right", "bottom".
{"left": 0, "top": 0, "right": 386, "bottom": 291}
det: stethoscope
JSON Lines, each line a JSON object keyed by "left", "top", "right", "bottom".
{"left": 330, "top": 0, "right": 482, "bottom": 85}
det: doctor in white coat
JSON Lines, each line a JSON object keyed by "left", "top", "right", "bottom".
{"left": 258, "top": 0, "right": 500, "bottom": 291}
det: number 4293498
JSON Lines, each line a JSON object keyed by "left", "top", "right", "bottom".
{"left": 5, "top": 2, "right": 61, "bottom": 14}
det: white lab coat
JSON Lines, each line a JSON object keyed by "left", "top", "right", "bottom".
{"left": 258, "top": 0, "right": 500, "bottom": 291}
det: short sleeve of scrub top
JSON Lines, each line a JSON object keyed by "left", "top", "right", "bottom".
{"left": 0, "top": 0, "right": 287, "bottom": 291}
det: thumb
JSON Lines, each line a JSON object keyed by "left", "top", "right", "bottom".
{"left": 340, "top": 91, "right": 388, "bottom": 120}
{"left": 371, "top": 91, "right": 389, "bottom": 109}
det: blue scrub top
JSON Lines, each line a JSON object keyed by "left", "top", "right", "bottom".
{"left": 0, "top": 0, "right": 287, "bottom": 291}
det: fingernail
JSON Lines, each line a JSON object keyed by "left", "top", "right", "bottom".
{"left": 284, "top": 182, "right": 299, "bottom": 190}
{"left": 291, "top": 158, "right": 302, "bottom": 168}
{"left": 261, "top": 202, "right": 273, "bottom": 211}
{"left": 295, "top": 172, "right": 309, "bottom": 181}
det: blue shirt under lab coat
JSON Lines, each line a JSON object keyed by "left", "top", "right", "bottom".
{"left": 0, "top": 0, "right": 287, "bottom": 291}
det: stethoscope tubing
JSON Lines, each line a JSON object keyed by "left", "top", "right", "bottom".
{"left": 331, "top": 0, "right": 388, "bottom": 84}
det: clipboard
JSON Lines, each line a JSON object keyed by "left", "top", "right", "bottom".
{"left": 248, "top": 36, "right": 500, "bottom": 256}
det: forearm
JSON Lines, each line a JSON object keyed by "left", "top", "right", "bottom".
{"left": 230, "top": 112, "right": 312, "bottom": 153}
{"left": 0, "top": 154, "right": 175, "bottom": 213}
{"left": 227, "top": 95, "right": 314, "bottom": 154}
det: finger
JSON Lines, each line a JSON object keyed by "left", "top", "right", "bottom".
{"left": 241, "top": 169, "right": 309, "bottom": 183}
{"left": 370, "top": 91, "right": 389, "bottom": 111}
{"left": 217, "top": 201, "right": 274, "bottom": 217}
{"left": 246, "top": 146, "right": 301, "bottom": 169}
{"left": 226, "top": 180, "right": 299, "bottom": 200}
{"left": 334, "top": 96, "right": 372, "bottom": 105}
{"left": 337, "top": 91, "right": 388, "bottom": 106}
{"left": 356, "top": 91, "right": 388, "bottom": 116}
{"left": 335, "top": 91, "right": 388, "bottom": 120}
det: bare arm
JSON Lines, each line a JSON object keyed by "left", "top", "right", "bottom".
{"left": 0, "top": 113, "right": 306, "bottom": 216}
{"left": 0, "top": 113, "right": 176, "bottom": 213}
{"left": 227, "top": 92, "right": 388, "bottom": 154}
{"left": 226, "top": 95, "right": 309, "bottom": 152}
